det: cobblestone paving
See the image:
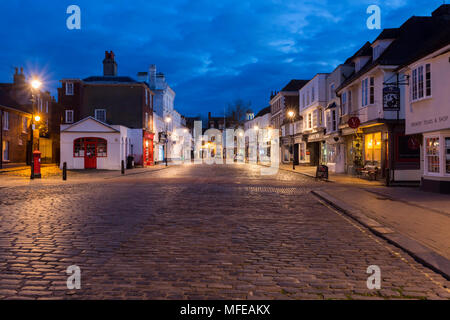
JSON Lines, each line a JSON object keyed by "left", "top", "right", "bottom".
{"left": 0, "top": 164, "right": 449, "bottom": 299}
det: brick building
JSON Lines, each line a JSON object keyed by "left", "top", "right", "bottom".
{"left": 58, "top": 51, "right": 155, "bottom": 168}
{"left": 0, "top": 67, "right": 56, "bottom": 165}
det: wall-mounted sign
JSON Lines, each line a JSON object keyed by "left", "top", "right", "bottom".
{"left": 348, "top": 117, "right": 360, "bottom": 129}
{"left": 383, "top": 86, "right": 400, "bottom": 111}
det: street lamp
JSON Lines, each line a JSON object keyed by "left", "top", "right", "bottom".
{"left": 287, "top": 110, "right": 295, "bottom": 170}
{"left": 164, "top": 117, "right": 171, "bottom": 166}
{"left": 29, "top": 78, "right": 42, "bottom": 179}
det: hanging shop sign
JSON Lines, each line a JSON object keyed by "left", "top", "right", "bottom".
{"left": 348, "top": 117, "right": 360, "bottom": 129}
{"left": 383, "top": 86, "right": 400, "bottom": 111}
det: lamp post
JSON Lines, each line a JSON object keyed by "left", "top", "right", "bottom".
{"left": 30, "top": 78, "right": 42, "bottom": 179}
{"left": 287, "top": 110, "right": 295, "bottom": 170}
{"left": 164, "top": 116, "right": 171, "bottom": 166}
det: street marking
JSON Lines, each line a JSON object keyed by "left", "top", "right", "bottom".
{"left": 316, "top": 197, "right": 450, "bottom": 294}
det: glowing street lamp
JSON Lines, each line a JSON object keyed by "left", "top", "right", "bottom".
{"left": 287, "top": 110, "right": 295, "bottom": 170}
{"left": 29, "top": 77, "right": 42, "bottom": 179}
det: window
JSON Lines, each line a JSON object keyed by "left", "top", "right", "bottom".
{"left": 3, "top": 111, "right": 8, "bottom": 130}
{"left": 74, "top": 137, "right": 107, "bottom": 157}
{"left": 145, "top": 90, "right": 149, "bottom": 106}
{"left": 46, "top": 101, "right": 49, "bottom": 113}
{"left": 446, "top": 138, "right": 450, "bottom": 174}
{"left": 425, "top": 64, "right": 431, "bottom": 97}
{"left": 65, "top": 110, "right": 74, "bottom": 123}
{"left": 341, "top": 92, "right": 347, "bottom": 115}
{"left": 369, "top": 77, "right": 374, "bottom": 104}
{"left": 145, "top": 112, "right": 149, "bottom": 129}
{"left": 66, "top": 82, "right": 74, "bottom": 95}
{"left": 329, "top": 83, "right": 335, "bottom": 99}
{"left": 2, "top": 141, "right": 9, "bottom": 161}
{"left": 22, "top": 117, "right": 27, "bottom": 133}
{"left": 361, "top": 78, "right": 368, "bottom": 106}
{"left": 95, "top": 109, "right": 106, "bottom": 123}
{"left": 365, "top": 132, "right": 382, "bottom": 163}
{"left": 426, "top": 137, "right": 440, "bottom": 173}
{"left": 411, "top": 64, "right": 431, "bottom": 101}
{"left": 302, "top": 94, "right": 305, "bottom": 109}
{"left": 308, "top": 113, "right": 312, "bottom": 129}
{"left": 299, "top": 143, "right": 306, "bottom": 162}
{"left": 332, "top": 109, "right": 337, "bottom": 131}
{"left": 348, "top": 90, "right": 352, "bottom": 110}
{"left": 312, "top": 86, "right": 315, "bottom": 101}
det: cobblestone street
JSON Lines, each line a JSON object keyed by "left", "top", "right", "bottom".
{"left": 0, "top": 164, "right": 449, "bottom": 299}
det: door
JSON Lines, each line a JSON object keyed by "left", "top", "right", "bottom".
{"left": 84, "top": 142, "right": 97, "bottom": 169}
{"left": 293, "top": 143, "right": 299, "bottom": 165}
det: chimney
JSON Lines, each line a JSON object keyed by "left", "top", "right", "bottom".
{"left": 149, "top": 64, "right": 156, "bottom": 88}
{"left": 103, "top": 50, "right": 118, "bottom": 76}
{"left": 137, "top": 71, "right": 148, "bottom": 82}
{"left": 208, "top": 112, "right": 211, "bottom": 120}
{"left": 13, "top": 66, "right": 25, "bottom": 85}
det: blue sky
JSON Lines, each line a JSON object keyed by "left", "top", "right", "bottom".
{"left": 0, "top": 0, "right": 442, "bottom": 117}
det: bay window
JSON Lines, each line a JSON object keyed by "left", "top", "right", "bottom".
{"left": 411, "top": 63, "right": 431, "bottom": 102}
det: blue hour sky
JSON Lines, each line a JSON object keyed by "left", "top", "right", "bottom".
{"left": 0, "top": 0, "right": 442, "bottom": 117}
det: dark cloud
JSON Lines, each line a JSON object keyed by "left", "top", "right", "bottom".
{"left": 0, "top": 0, "right": 440, "bottom": 116}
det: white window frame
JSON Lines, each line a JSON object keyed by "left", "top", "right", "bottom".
{"left": 341, "top": 92, "right": 347, "bottom": 116}
{"left": 95, "top": 109, "right": 106, "bottom": 123}
{"left": 424, "top": 135, "right": 440, "bottom": 176}
{"left": 329, "top": 83, "right": 335, "bottom": 100}
{"left": 65, "top": 110, "right": 74, "bottom": 124}
{"left": 3, "top": 111, "right": 9, "bottom": 130}
{"left": 411, "top": 63, "right": 432, "bottom": 102}
{"left": 66, "top": 82, "right": 74, "bottom": 95}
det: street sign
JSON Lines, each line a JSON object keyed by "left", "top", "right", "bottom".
{"left": 383, "top": 86, "right": 400, "bottom": 111}
{"left": 348, "top": 117, "right": 360, "bottom": 129}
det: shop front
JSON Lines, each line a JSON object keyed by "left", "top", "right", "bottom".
{"left": 422, "top": 131, "right": 450, "bottom": 193}
{"left": 60, "top": 117, "right": 130, "bottom": 170}
{"left": 305, "top": 131, "right": 324, "bottom": 166}
{"left": 323, "top": 134, "right": 345, "bottom": 173}
{"left": 143, "top": 131, "right": 154, "bottom": 166}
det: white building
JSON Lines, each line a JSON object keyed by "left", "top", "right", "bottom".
{"left": 244, "top": 106, "right": 271, "bottom": 161}
{"left": 60, "top": 117, "right": 132, "bottom": 170}
{"left": 299, "top": 74, "right": 328, "bottom": 166}
{"left": 402, "top": 41, "right": 450, "bottom": 193}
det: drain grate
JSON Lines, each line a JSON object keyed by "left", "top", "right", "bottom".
{"left": 244, "top": 186, "right": 306, "bottom": 195}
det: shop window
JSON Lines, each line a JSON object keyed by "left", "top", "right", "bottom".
{"left": 425, "top": 137, "right": 439, "bottom": 174}
{"left": 2, "top": 141, "right": 9, "bottom": 161}
{"left": 299, "top": 143, "right": 306, "bottom": 162}
{"left": 395, "top": 134, "right": 420, "bottom": 162}
{"left": 446, "top": 138, "right": 450, "bottom": 174}
{"left": 327, "top": 144, "right": 336, "bottom": 163}
{"left": 74, "top": 138, "right": 107, "bottom": 158}
{"left": 364, "top": 132, "right": 382, "bottom": 164}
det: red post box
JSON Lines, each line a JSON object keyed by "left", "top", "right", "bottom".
{"left": 33, "top": 150, "right": 41, "bottom": 178}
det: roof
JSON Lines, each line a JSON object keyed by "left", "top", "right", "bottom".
{"left": 281, "top": 80, "right": 309, "bottom": 92}
{"left": 255, "top": 106, "right": 271, "bottom": 118}
{"left": 83, "top": 76, "right": 138, "bottom": 83}
{"left": 337, "top": 11, "right": 450, "bottom": 92}
{"left": 374, "top": 28, "right": 400, "bottom": 41}
{"left": 61, "top": 116, "right": 120, "bottom": 132}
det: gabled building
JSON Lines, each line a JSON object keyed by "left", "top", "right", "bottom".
{"left": 299, "top": 74, "right": 328, "bottom": 166}
{"left": 400, "top": 4, "right": 450, "bottom": 193}
{"left": 270, "top": 79, "right": 309, "bottom": 164}
{"left": 335, "top": 8, "right": 449, "bottom": 181}
{"left": 58, "top": 51, "right": 155, "bottom": 169}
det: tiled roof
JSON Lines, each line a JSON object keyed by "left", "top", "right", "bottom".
{"left": 337, "top": 12, "right": 450, "bottom": 91}
{"left": 255, "top": 106, "right": 271, "bottom": 118}
{"left": 281, "top": 80, "right": 309, "bottom": 92}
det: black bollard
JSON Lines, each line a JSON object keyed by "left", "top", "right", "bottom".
{"left": 121, "top": 160, "right": 125, "bottom": 174}
{"left": 63, "top": 162, "right": 67, "bottom": 181}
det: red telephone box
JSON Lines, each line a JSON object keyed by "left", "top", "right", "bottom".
{"left": 33, "top": 150, "right": 41, "bottom": 178}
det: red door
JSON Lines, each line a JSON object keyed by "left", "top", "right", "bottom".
{"left": 84, "top": 142, "right": 97, "bottom": 169}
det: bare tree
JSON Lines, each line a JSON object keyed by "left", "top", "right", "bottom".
{"left": 226, "top": 99, "right": 251, "bottom": 126}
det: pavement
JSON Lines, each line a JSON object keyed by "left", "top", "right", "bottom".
{"left": 273, "top": 163, "right": 450, "bottom": 280}
{"left": 0, "top": 163, "right": 449, "bottom": 300}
